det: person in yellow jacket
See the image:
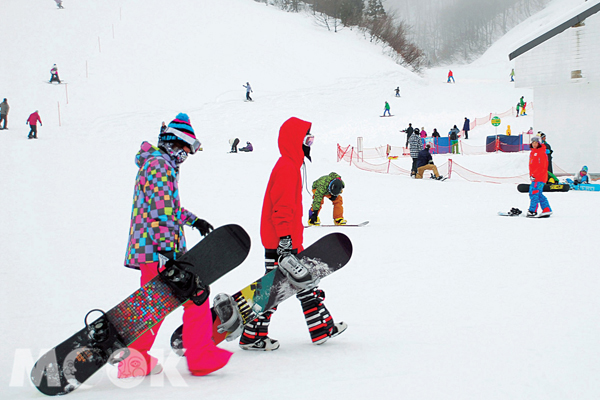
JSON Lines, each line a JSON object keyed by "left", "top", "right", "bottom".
{"left": 506, "top": 125, "right": 512, "bottom": 136}
{"left": 308, "top": 173, "right": 346, "bottom": 226}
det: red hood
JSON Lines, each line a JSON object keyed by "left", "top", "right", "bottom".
{"left": 278, "top": 117, "right": 312, "bottom": 167}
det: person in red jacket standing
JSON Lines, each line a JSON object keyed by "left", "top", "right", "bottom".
{"left": 527, "top": 136, "right": 552, "bottom": 218}
{"left": 239, "top": 117, "right": 347, "bottom": 351}
{"left": 27, "top": 110, "right": 42, "bottom": 139}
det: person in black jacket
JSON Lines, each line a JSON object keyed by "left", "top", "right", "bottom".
{"left": 402, "top": 123, "right": 414, "bottom": 147}
{"left": 539, "top": 132, "right": 553, "bottom": 174}
{"left": 416, "top": 144, "right": 443, "bottom": 179}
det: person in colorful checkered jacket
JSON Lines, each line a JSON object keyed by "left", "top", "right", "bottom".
{"left": 307, "top": 172, "right": 346, "bottom": 226}
{"left": 119, "top": 113, "right": 233, "bottom": 378}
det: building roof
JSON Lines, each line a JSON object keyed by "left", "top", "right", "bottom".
{"left": 509, "top": 0, "right": 600, "bottom": 60}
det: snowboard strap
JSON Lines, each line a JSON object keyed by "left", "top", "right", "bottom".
{"left": 158, "top": 259, "right": 210, "bottom": 306}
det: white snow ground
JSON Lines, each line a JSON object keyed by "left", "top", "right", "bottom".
{"left": 1, "top": 0, "right": 599, "bottom": 399}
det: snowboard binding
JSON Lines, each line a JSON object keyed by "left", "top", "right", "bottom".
{"left": 159, "top": 259, "right": 210, "bottom": 306}
{"left": 508, "top": 207, "right": 522, "bottom": 216}
{"left": 213, "top": 293, "right": 244, "bottom": 341}
{"left": 84, "top": 309, "right": 128, "bottom": 365}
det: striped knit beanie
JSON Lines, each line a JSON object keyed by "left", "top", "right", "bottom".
{"left": 159, "top": 113, "right": 200, "bottom": 154}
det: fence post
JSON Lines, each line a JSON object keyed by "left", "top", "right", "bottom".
{"left": 349, "top": 147, "right": 354, "bottom": 166}
{"left": 57, "top": 101, "right": 61, "bottom": 127}
{"left": 448, "top": 159, "right": 453, "bottom": 179}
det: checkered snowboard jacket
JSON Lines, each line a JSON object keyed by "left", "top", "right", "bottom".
{"left": 124, "top": 141, "right": 198, "bottom": 269}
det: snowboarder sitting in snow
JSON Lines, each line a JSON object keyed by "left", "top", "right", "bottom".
{"left": 229, "top": 138, "right": 240, "bottom": 153}
{"left": 121, "top": 113, "right": 241, "bottom": 378}
{"left": 567, "top": 166, "right": 590, "bottom": 185}
{"left": 308, "top": 173, "right": 346, "bottom": 226}
{"left": 49, "top": 64, "right": 61, "bottom": 83}
{"left": 239, "top": 141, "right": 253, "bottom": 152}
{"left": 416, "top": 144, "right": 443, "bottom": 180}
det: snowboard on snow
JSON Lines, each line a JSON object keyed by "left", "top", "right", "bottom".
{"left": 31, "top": 224, "right": 250, "bottom": 396}
{"left": 170, "top": 232, "right": 352, "bottom": 353}
{"left": 516, "top": 183, "right": 570, "bottom": 193}
{"left": 498, "top": 211, "right": 550, "bottom": 218}
{"left": 569, "top": 183, "right": 600, "bottom": 192}
{"left": 305, "top": 221, "right": 369, "bottom": 228}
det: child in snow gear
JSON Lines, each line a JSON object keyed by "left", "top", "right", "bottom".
{"left": 229, "top": 138, "right": 240, "bottom": 153}
{"left": 308, "top": 173, "right": 346, "bottom": 226}
{"left": 239, "top": 117, "right": 346, "bottom": 350}
{"left": 447, "top": 70, "right": 455, "bottom": 83}
{"left": 383, "top": 101, "right": 391, "bottom": 116}
{"left": 27, "top": 111, "right": 42, "bottom": 139}
{"left": 239, "top": 141, "right": 253, "bottom": 152}
{"left": 243, "top": 82, "right": 253, "bottom": 101}
{"left": 527, "top": 136, "right": 552, "bottom": 217}
{"left": 506, "top": 125, "right": 512, "bottom": 136}
{"left": 510, "top": 68, "right": 515, "bottom": 82}
{"left": 415, "top": 144, "right": 442, "bottom": 180}
{"left": 519, "top": 96, "right": 527, "bottom": 116}
{"left": 121, "top": 113, "right": 234, "bottom": 378}
{"left": 395, "top": 87, "right": 400, "bottom": 97}
{"left": 0, "top": 98, "right": 9, "bottom": 129}
{"left": 409, "top": 128, "right": 423, "bottom": 176}
{"left": 49, "top": 64, "right": 61, "bottom": 83}
{"left": 449, "top": 125, "right": 460, "bottom": 154}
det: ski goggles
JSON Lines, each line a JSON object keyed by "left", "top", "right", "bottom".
{"left": 303, "top": 134, "right": 315, "bottom": 147}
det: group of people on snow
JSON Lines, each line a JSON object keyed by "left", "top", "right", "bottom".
{"left": 120, "top": 113, "right": 349, "bottom": 377}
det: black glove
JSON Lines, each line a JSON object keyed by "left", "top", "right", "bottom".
{"left": 277, "top": 235, "right": 293, "bottom": 257}
{"left": 329, "top": 195, "right": 338, "bottom": 201}
{"left": 309, "top": 211, "right": 319, "bottom": 225}
{"left": 193, "top": 219, "right": 214, "bottom": 236}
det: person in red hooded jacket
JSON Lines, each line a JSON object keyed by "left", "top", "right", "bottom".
{"left": 27, "top": 111, "right": 42, "bottom": 139}
{"left": 239, "top": 117, "right": 347, "bottom": 351}
{"left": 527, "top": 136, "right": 552, "bottom": 218}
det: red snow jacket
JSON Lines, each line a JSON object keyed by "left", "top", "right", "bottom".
{"left": 260, "top": 117, "right": 311, "bottom": 252}
{"left": 529, "top": 143, "right": 548, "bottom": 182}
{"left": 27, "top": 112, "right": 42, "bottom": 126}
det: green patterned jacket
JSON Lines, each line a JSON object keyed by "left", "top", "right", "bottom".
{"left": 311, "top": 172, "right": 344, "bottom": 212}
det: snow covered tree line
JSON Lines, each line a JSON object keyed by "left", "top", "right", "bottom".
{"left": 253, "top": 0, "right": 426, "bottom": 72}
{"left": 391, "top": 0, "right": 551, "bottom": 64}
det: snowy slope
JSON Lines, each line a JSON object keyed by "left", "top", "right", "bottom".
{"left": 2, "top": 0, "right": 599, "bottom": 399}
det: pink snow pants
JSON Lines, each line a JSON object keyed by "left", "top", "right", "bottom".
{"left": 118, "top": 261, "right": 232, "bottom": 378}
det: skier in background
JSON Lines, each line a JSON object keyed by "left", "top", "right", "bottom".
{"left": 527, "top": 136, "right": 552, "bottom": 217}
{"left": 54, "top": 0, "right": 64, "bottom": 8}
{"left": 239, "top": 117, "right": 347, "bottom": 351}
{"left": 383, "top": 101, "right": 391, "bottom": 116}
{"left": 243, "top": 82, "right": 253, "bottom": 101}
{"left": 449, "top": 125, "right": 460, "bottom": 154}
{"left": 160, "top": 121, "right": 167, "bottom": 135}
{"left": 431, "top": 128, "right": 440, "bottom": 138}
{"left": 308, "top": 172, "right": 346, "bottom": 226}
{"left": 49, "top": 64, "right": 61, "bottom": 83}
{"left": 420, "top": 127, "right": 427, "bottom": 138}
{"left": 121, "top": 113, "right": 235, "bottom": 378}
{"left": 409, "top": 126, "right": 423, "bottom": 177}
{"left": 239, "top": 141, "right": 253, "bottom": 152}
{"left": 462, "top": 117, "right": 470, "bottom": 139}
{"left": 402, "top": 123, "right": 414, "bottom": 147}
{"left": 395, "top": 86, "right": 401, "bottom": 97}
{"left": 516, "top": 102, "right": 521, "bottom": 117}
{"left": 447, "top": 70, "right": 455, "bottom": 83}
{"left": 229, "top": 138, "right": 240, "bottom": 153}
{"left": 506, "top": 125, "right": 512, "bottom": 136}
{"left": 27, "top": 110, "right": 42, "bottom": 139}
{"left": 539, "top": 132, "right": 553, "bottom": 174}
{"left": 0, "top": 98, "right": 9, "bottom": 130}
{"left": 519, "top": 96, "right": 526, "bottom": 116}
{"left": 510, "top": 68, "right": 515, "bottom": 82}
